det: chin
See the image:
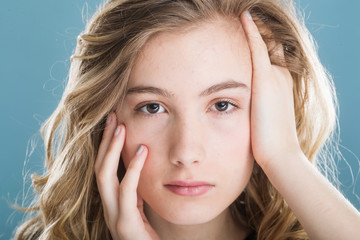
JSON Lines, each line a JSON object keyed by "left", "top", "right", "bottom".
{"left": 165, "top": 212, "right": 217, "bottom": 226}
{"left": 146, "top": 199, "right": 228, "bottom": 226}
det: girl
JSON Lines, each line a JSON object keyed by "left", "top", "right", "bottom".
{"left": 14, "top": 0, "right": 360, "bottom": 239}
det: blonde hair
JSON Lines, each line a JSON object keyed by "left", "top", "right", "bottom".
{"left": 14, "top": 0, "right": 337, "bottom": 239}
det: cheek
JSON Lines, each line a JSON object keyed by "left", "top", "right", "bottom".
{"left": 209, "top": 112, "right": 251, "bottom": 156}
{"left": 209, "top": 113, "right": 253, "bottom": 181}
{"left": 120, "top": 116, "right": 168, "bottom": 168}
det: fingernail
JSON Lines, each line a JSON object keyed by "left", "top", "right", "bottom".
{"left": 114, "top": 126, "right": 121, "bottom": 136}
{"left": 247, "top": 11, "right": 252, "bottom": 20}
{"left": 136, "top": 145, "right": 143, "bottom": 155}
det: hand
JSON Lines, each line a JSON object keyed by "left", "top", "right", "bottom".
{"left": 94, "top": 112, "right": 159, "bottom": 240}
{"left": 240, "top": 12, "right": 360, "bottom": 240}
{"left": 240, "top": 11, "right": 303, "bottom": 170}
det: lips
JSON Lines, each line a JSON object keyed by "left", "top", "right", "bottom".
{"left": 164, "top": 181, "right": 214, "bottom": 196}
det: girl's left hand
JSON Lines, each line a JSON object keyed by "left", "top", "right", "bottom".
{"left": 240, "top": 11, "right": 303, "bottom": 170}
{"left": 240, "top": 11, "right": 360, "bottom": 240}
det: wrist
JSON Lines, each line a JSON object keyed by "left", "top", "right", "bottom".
{"left": 258, "top": 148, "right": 308, "bottom": 178}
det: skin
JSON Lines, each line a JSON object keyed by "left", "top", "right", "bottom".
{"left": 117, "top": 15, "right": 253, "bottom": 239}
{"left": 94, "top": 11, "right": 360, "bottom": 240}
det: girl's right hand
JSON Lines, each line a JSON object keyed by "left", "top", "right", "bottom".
{"left": 94, "top": 112, "right": 160, "bottom": 240}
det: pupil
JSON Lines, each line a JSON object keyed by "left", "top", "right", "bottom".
{"left": 216, "top": 102, "right": 228, "bottom": 111}
{"left": 147, "top": 104, "right": 159, "bottom": 113}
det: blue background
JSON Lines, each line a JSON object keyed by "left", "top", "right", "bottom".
{"left": 1, "top": 0, "right": 359, "bottom": 238}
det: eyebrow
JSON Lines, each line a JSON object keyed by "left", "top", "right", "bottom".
{"left": 126, "top": 79, "right": 249, "bottom": 98}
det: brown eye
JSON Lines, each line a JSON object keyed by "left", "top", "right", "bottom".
{"left": 209, "top": 100, "right": 238, "bottom": 114}
{"left": 146, "top": 104, "right": 160, "bottom": 113}
{"left": 214, "top": 101, "right": 229, "bottom": 111}
{"left": 138, "top": 103, "right": 166, "bottom": 114}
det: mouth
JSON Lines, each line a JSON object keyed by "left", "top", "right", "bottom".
{"left": 164, "top": 181, "right": 214, "bottom": 197}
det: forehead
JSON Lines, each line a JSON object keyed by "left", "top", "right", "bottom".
{"left": 129, "top": 18, "right": 251, "bottom": 90}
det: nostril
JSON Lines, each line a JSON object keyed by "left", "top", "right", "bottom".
{"left": 175, "top": 160, "right": 183, "bottom": 166}
{"left": 173, "top": 158, "right": 200, "bottom": 167}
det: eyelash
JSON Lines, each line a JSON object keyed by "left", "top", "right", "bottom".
{"left": 134, "top": 99, "right": 240, "bottom": 117}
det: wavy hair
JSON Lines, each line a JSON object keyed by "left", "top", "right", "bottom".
{"left": 14, "top": 0, "right": 337, "bottom": 239}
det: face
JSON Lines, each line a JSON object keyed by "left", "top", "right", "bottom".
{"left": 117, "top": 18, "right": 254, "bottom": 225}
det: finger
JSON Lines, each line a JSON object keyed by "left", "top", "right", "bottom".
{"left": 95, "top": 125, "right": 126, "bottom": 225}
{"left": 94, "top": 112, "right": 117, "bottom": 172}
{"left": 101, "top": 125, "right": 126, "bottom": 177}
{"left": 240, "top": 11, "right": 272, "bottom": 76}
{"left": 118, "top": 145, "right": 148, "bottom": 219}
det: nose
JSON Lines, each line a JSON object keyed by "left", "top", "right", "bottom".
{"left": 168, "top": 116, "right": 206, "bottom": 168}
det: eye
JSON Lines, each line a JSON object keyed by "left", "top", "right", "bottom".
{"left": 137, "top": 103, "right": 166, "bottom": 114}
{"left": 209, "top": 100, "right": 238, "bottom": 113}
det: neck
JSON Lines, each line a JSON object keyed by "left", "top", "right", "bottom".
{"left": 144, "top": 203, "right": 250, "bottom": 240}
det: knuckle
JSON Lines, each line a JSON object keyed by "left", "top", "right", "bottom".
{"left": 95, "top": 170, "right": 109, "bottom": 184}
{"left": 107, "top": 138, "right": 123, "bottom": 155}
{"left": 119, "top": 182, "right": 132, "bottom": 194}
{"left": 116, "top": 218, "right": 132, "bottom": 238}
